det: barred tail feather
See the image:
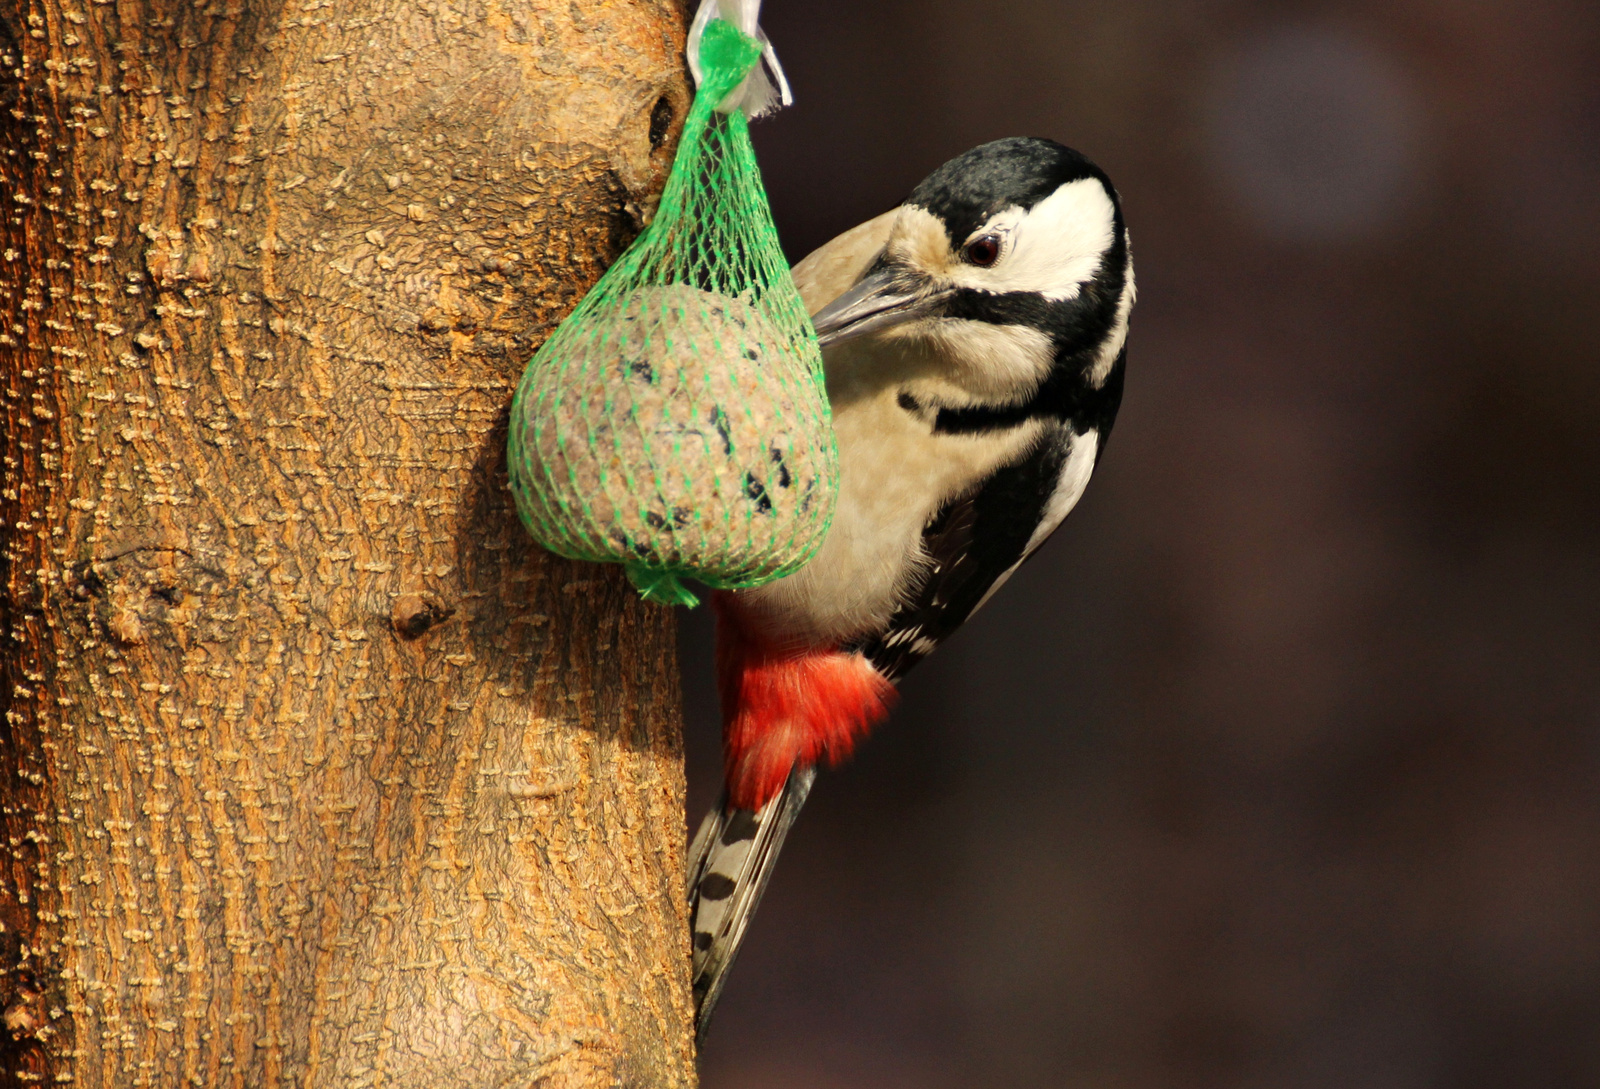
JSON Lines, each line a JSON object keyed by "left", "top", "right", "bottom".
{"left": 688, "top": 765, "right": 818, "bottom": 1040}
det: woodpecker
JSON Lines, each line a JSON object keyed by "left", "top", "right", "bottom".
{"left": 688, "top": 136, "right": 1135, "bottom": 1034}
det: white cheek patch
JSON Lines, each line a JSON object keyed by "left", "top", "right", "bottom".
{"left": 945, "top": 178, "right": 1116, "bottom": 302}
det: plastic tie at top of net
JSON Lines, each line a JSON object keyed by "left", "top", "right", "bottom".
{"left": 504, "top": 1, "right": 838, "bottom": 608}
{"left": 688, "top": 0, "right": 793, "bottom": 119}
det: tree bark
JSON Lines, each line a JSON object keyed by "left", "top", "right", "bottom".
{"left": 0, "top": 1, "right": 697, "bottom": 1086}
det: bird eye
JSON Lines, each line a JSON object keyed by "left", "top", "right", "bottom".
{"left": 963, "top": 235, "right": 1002, "bottom": 267}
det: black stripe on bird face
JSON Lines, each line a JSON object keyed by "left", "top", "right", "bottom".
{"left": 921, "top": 215, "right": 1128, "bottom": 436}
{"left": 931, "top": 194, "right": 1128, "bottom": 357}
{"left": 939, "top": 278, "right": 1122, "bottom": 366}
{"left": 932, "top": 344, "right": 1126, "bottom": 436}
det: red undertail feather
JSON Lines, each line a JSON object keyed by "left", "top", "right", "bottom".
{"left": 713, "top": 592, "right": 897, "bottom": 810}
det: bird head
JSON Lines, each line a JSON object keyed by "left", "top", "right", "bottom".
{"left": 811, "top": 137, "right": 1133, "bottom": 395}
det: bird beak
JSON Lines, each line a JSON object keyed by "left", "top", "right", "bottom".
{"left": 809, "top": 267, "right": 946, "bottom": 349}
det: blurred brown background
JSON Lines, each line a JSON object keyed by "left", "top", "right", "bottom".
{"left": 678, "top": 2, "right": 1600, "bottom": 1086}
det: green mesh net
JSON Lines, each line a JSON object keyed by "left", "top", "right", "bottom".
{"left": 507, "top": 16, "right": 836, "bottom": 607}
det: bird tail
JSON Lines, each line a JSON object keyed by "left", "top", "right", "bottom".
{"left": 688, "top": 764, "right": 818, "bottom": 1041}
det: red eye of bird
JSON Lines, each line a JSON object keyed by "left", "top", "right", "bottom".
{"left": 964, "top": 235, "right": 1002, "bottom": 267}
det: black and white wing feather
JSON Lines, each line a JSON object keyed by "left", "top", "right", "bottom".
{"left": 858, "top": 418, "right": 1110, "bottom": 682}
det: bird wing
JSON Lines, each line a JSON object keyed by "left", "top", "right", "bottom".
{"left": 857, "top": 423, "right": 1101, "bottom": 681}
{"left": 790, "top": 208, "right": 898, "bottom": 313}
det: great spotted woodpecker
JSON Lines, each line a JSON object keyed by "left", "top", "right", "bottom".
{"left": 688, "top": 136, "right": 1135, "bottom": 1035}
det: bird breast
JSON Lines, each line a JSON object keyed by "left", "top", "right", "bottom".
{"left": 736, "top": 367, "right": 1043, "bottom": 648}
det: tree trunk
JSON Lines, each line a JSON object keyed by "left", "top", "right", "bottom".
{"left": 0, "top": 1, "right": 697, "bottom": 1086}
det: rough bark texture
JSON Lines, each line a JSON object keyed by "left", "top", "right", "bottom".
{"left": 0, "top": 0, "right": 697, "bottom": 1086}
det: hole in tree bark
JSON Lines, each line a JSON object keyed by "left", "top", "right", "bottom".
{"left": 392, "top": 593, "right": 456, "bottom": 640}
{"left": 648, "top": 95, "right": 674, "bottom": 150}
